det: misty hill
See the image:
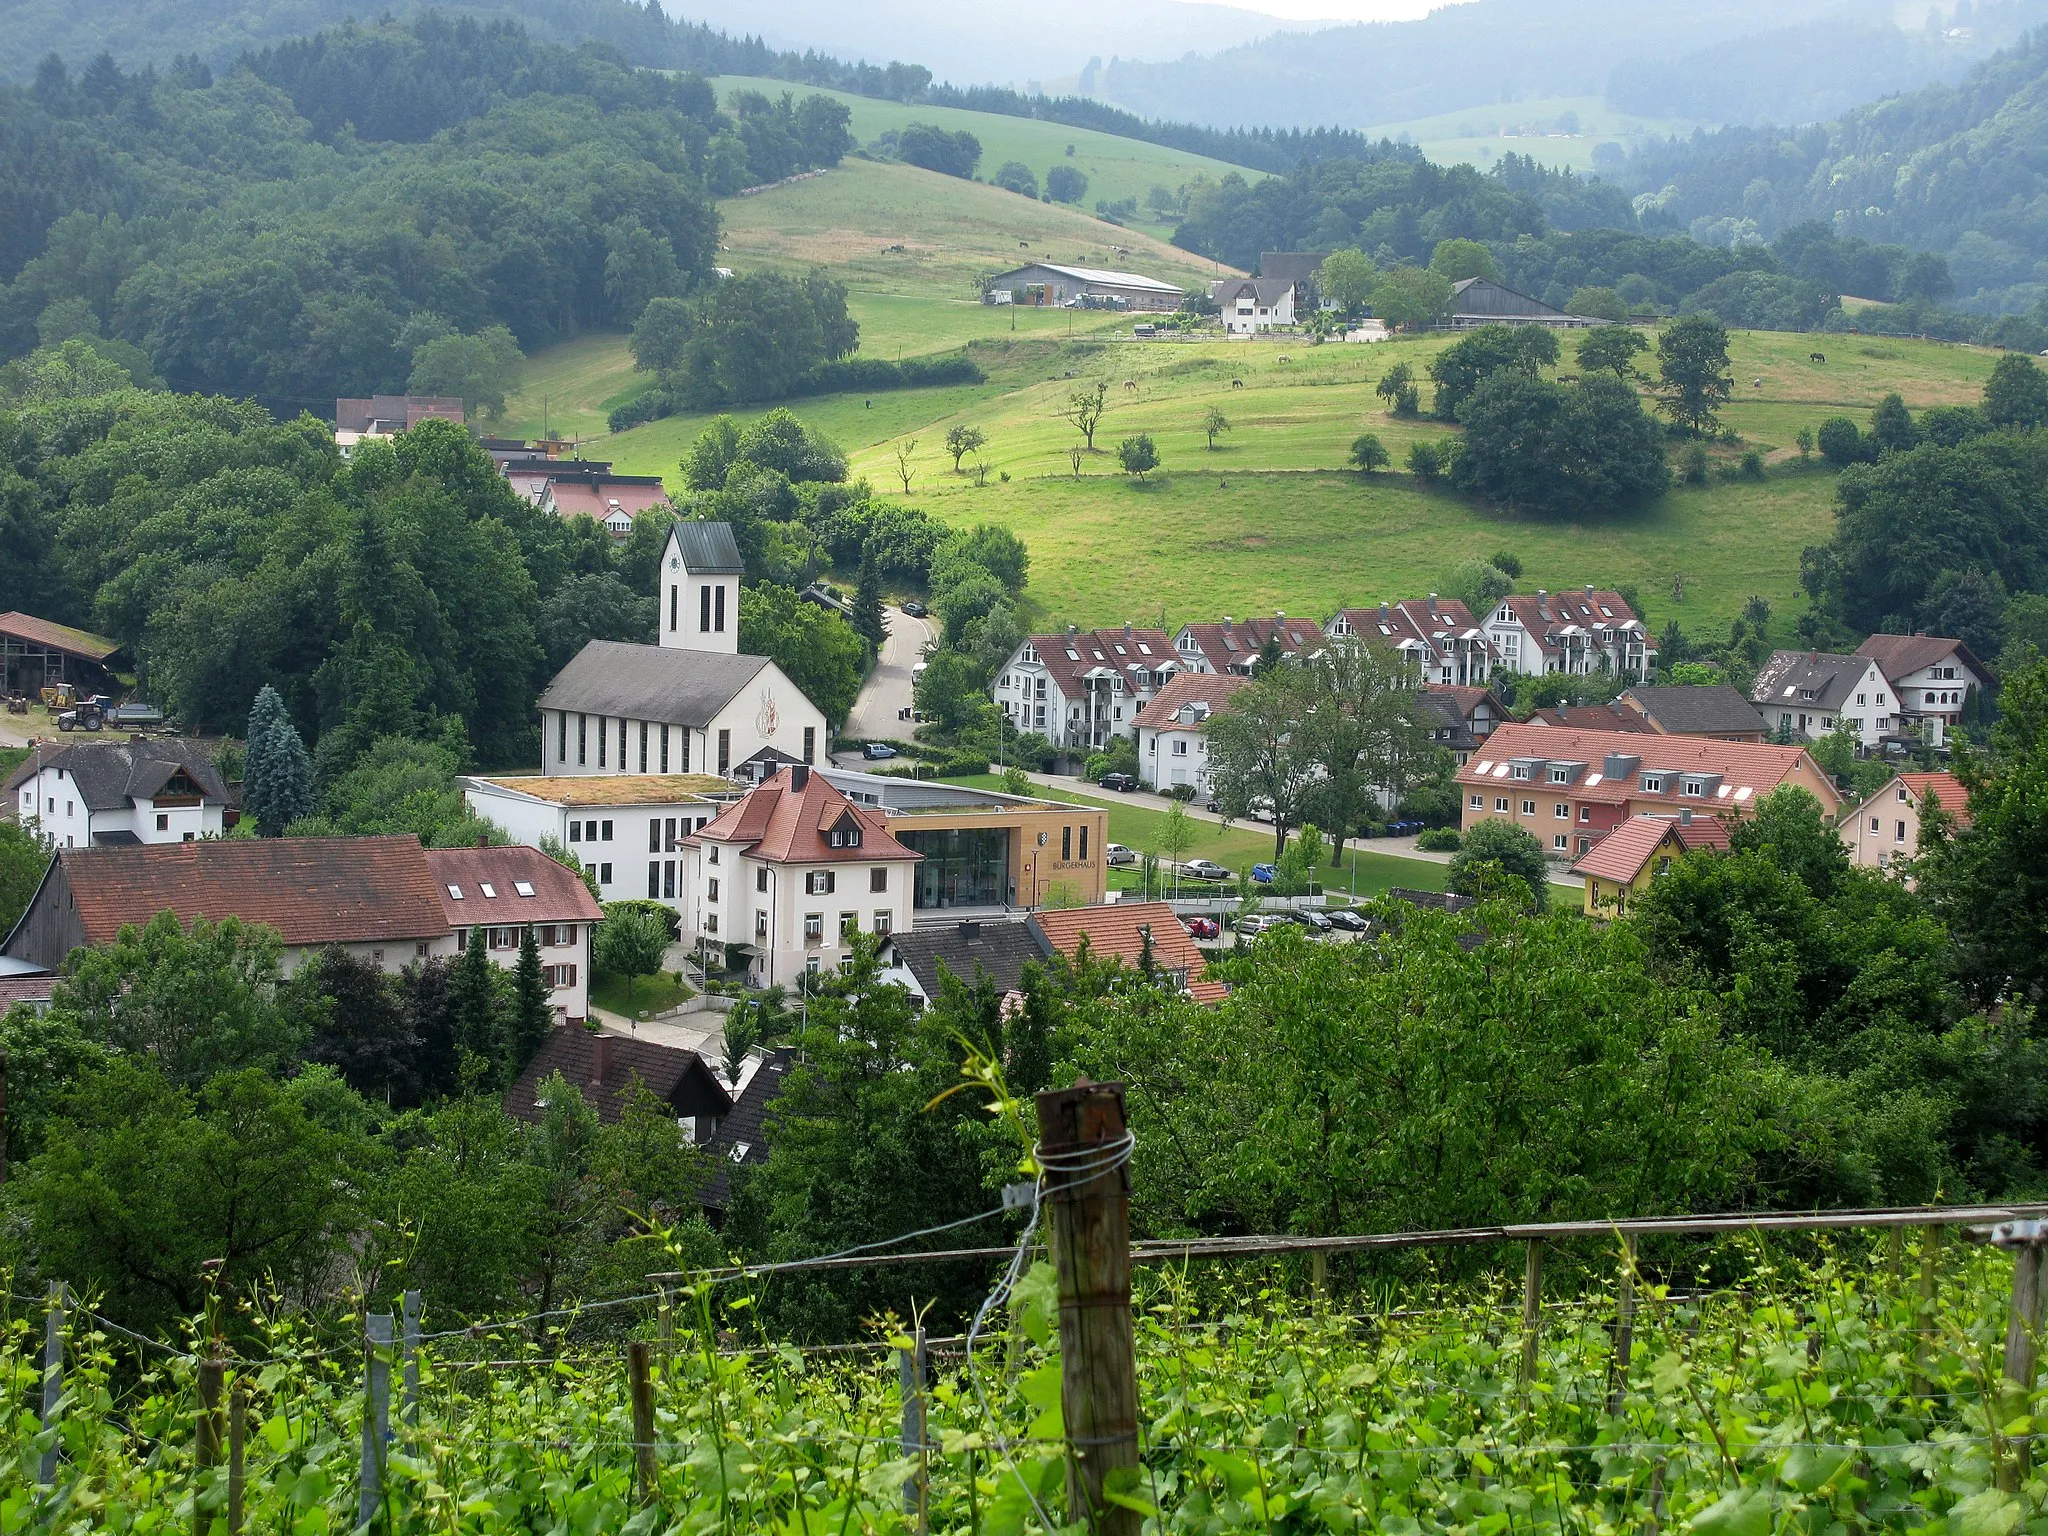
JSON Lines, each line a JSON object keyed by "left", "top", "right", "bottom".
{"left": 1088, "top": 0, "right": 2048, "bottom": 133}
{"left": 1617, "top": 23, "right": 2048, "bottom": 314}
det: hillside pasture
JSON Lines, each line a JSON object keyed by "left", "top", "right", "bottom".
{"left": 710, "top": 75, "right": 1261, "bottom": 241}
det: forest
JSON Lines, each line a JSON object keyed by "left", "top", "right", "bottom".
{"left": 0, "top": 15, "right": 860, "bottom": 410}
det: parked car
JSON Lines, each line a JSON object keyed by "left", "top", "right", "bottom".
{"left": 1104, "top": 842, "right": 1137, "bottom": 866}
{"left": 862, "top": 742, "right": 898, "bottom": 760}
{"left": 1098, "top": 772, "right": 1139, "bottom": 792}
{"left": 1203, "top": 799, "right": 1221, "bottom": 813}
{"left": 1324, "top": 908, "right": 1370, "bottom": 932}
{"left": 1234, "top": 913, "right": 1278, "bottom": 936}
{"left": 1182, "top": 859, "right": 1231, "bottom": 882}
{"left": 1294, "top": 908, "right": 1334, "bottom": 931}
{"left": 1250, "top": 862, "right": 1277, "bottom": 884}
{"left": 1181, "top": 915, "right": 1220, "bottom": 939}
{"left": 900, "top": 599, "right": 928, "bottom": 618}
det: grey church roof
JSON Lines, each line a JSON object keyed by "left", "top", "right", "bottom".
{"left": 538, "top": 641, "right": 770, "bottom": 727}
{"left": 670, "top": 521, "right": 745, "bottom": 575}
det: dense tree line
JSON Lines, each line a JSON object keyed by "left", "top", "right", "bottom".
{"left": 1801, "top": 358, "right": 2048, "bottom": 663}
{"left": 0, "top": 16, "right": 857, "bottom": 408}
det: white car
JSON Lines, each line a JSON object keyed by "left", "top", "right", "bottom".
{"left": 1182, "top": 859, "right": 1231, "bottom": 882}
{"left": 1104, "top": 842, "right": 1137, "bottom": 867}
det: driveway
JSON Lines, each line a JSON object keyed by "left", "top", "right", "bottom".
{"left": 841, "top": 604, "right": 932, "bottom": 749}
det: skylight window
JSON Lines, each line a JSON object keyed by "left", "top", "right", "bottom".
{"left": 480, "top": 883, "right": 497, "bottom": 898}
{"left": 447, "top": 884, "right": 464, "bottom": 899}
{"left": 514, "top": 881, "right": 536, "bottom": 897}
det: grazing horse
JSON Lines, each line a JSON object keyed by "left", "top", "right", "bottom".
{"left": 1753, "top": 377, "right": 1764, "bottom": 388}
{"left": 1276, "top": 354, "right": 1291, "bottom": 363}
{"left": 1231, "top": 378, "right": 1245, "bottom": 389}
{"left": 1810, "top": 352, "right": 1826, "bottom": 363}
{"left": 1123, "top": 379, "right": 1139, "bottom": 391}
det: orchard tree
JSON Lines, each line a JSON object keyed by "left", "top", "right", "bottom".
{"left": 1653, "top": 315, "right": 1734, "bottom": 437}
{"left": 1117, "top": 434, "right": 1160, "bottom": 479}
{"left": 1377, "top": 361, "right": 1419, "bottom": 415}
{"left": 1062, "top": 381, "right": 1109, "bottom": 449}
{"left": 1576, "top": 326, "right": 1648, "bottom": 380}
{"left": 944, "top": 424, "right": 986, "bottom": 471}
{"left": 1350, "top": 433, "right": 1389, "bottom": 472}
{"left": 1203, "top": 407, "right": 1231, "bottom": 448}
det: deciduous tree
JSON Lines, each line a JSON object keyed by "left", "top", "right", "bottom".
{"left": 1653, "top": 315, "right": 1734, "bottom": 437}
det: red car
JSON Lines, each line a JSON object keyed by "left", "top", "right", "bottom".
{"left": 1182, "top": 916, "right": 1221, "bottom": 939}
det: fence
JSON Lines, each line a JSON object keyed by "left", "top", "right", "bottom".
{"left": 16, "top": 1082, "right": 2048, "bottom": 1534}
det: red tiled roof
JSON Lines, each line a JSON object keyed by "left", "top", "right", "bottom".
{"left": 688, "top": 767, "right": 920, "bottom": 865}
{"left": 1527, "top": 705, "right": 1652, "bottom": 732}
{"left": 0, "top": 612, "right": 121, "bottom": 663}
{"left": 1855, "top": 633, "right": 1988, "bottom": 683}
{"left": 1131, "top": 670, "right": 1250, "bottom": 733}
{"left": 0, "top": 975, "right": 57, "bottom": 1009}
{"left": 1176, "top": 615, "right": 1321, "bottom": 671}
{"left": 1021, "top": 628, "right": 1177, "bottom": 695}
{"left": 59, "top": 835, "right": 449, "bottom": 947}
{"left": 1330, "top": 597, "right": 1484, "bottom": 652}
{"left": 1570, "top": 817, "right": 1683, "bottom": 884}
{"left": 1460, "top": 723, "right": 1834, "bottom": 810}
{"left": 1030, "top": 901, "right": 1220, "bottom": 1001}
{"left": 547, "top": 482, "right": 673, "bottom": 521}
{"left": 1866, "top": 771, "right": 1972, "bottom": 829}
{"left": 424, "top": 845, "right": 604, "bottom": 927}
{"left": 1431, "top": 685, "right": 1494, "bottom": 716}
{"left": 1186, "top": 979, "right": 1231, "bottom": 1004}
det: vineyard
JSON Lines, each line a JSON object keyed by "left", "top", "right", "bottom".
{"left": 5, "top": 1220, "right": 2046, "bottom": 1535}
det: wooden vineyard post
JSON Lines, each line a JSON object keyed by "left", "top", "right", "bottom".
{"left": 401, "top": 1291, "right": 421, "bottom": 1429}
{"left": 1519, "top": 1240, "right": 1544, "bottom": 1388}
{"left": 196, "top": 1351, "right": 225, "bottom": 1536}
{"left": 1606, "top": 1232, "right": 1638, "bottom": 1417}
{"left": 900, "top": 1326, "right": 928, "bottom": 1532}
{"left": 657, "top": 1286, "right": 673, "bottom": 1350}
{"left": 1913, "top": 1225, "right": 1941, "bottom": 1399}
{"left": 359, "top": 1313, "right": 393, "bottom": 1532}
{"left": 228, "top": 1380, "right": 247, "bottom": 1536}
{"left": 38, "top": 1281, "right": 64, "bottom": 1487}
{"left": 629, "top": 1339, "right": 657, "bottom": 1504}
{"left": 1995, "top": 1220, "right": 2048, "bottom": 1492}
{"left": 1036, "top": 1080, "right": 1140, "bottom": 1536}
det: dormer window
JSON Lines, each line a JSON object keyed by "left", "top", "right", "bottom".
{"left": 1680, "top": 777, "right": 1706, "bottom": 797}
{"left": 1641, "top": 775, "right": 1664, "bottom": 793}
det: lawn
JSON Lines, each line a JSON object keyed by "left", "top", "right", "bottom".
{"left": 1363, "top": 94, "right": 1708, "bottom": 176}
{"left": 946, "top": 774, "right": 1452, "bottom": 898}
{"left": 710, "top": 76, "right": 1260, "bottom": 245}
{"left": 517, "top": 300, "right": 2005, "bottom": 643}
{"left": 589, "top": 969, "right": 696, "bottom": 1021}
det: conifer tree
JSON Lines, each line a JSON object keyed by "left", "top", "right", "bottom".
{"left": 241, "top": 684, "right": 314, "bottom": 837}
{"left": 852, "top": 550, "right": 886, "bottom": 653}
{"left": 510, "top": 925, "right": 553, "bottom": 1071}
{"left": 450, "top": 925, "right": 502, "bottom": 1075}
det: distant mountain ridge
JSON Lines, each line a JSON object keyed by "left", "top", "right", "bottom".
{"left": 1086, "top": 0, "right": 2048, "bottom": 132}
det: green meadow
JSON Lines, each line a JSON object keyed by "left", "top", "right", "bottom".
{"left": 524, "top": 316, "right": 2002, "bottom": 638}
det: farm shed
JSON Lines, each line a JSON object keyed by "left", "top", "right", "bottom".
{"left": 985, "top": 262, "right": 1184, "bottom": 312}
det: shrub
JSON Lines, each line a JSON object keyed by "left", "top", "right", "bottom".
{"left": 1407, "top": 440, "right": 1444, "bottom": 483}
{"left": 1681, "top": 444, "right": 1710, "bottom": 485}
{"left": 1739, "top": 449, "right": 1765, "bottom": 480}
{"left": 1816, "top": 416, "right": 1869, "bottom": 467}
{"left": 1165, "top": 783, "right": 1197, "bottom": 801}
{"left": 1417, "top": 827, "right": 1462, "bottom": 852}
{"left": 1350, "top": 433, "right": 1390, "bottom": 472}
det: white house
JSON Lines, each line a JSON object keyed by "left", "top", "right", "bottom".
{"left": 994, "top": 625, "right": 1178, "bottom": 750}
{"left": 680, "top": 764, "right": 920, "bottom": 989}
{"left": 1749, "top": 651, "right": 1895, "bottom": 746}
{"left": 1326, "top": 596, "right": 1494, "bottom": 687}
{"left": 1485, "top": 588, "right": 1653, "bottom": 680}
{"left": 461, "top": 772, "right": 735, "bottom": 910}
{"left": 1210, "top": 277, "right": 1297, "bottom": 335}
{"left": 1132, "top": 672, "right": 1249, "bottom": 792}
{"left": 7, "top": 738, "right": 235, "bottom": 849}
{"left": 1855, "top": 634, "right": 1989, "bottom": 749}
{"left": 425, "top": 844, "right": 605, "bottom": 1023}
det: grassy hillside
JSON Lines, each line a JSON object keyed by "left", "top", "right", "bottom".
{"left": 710, "top": 76, "right": 1263, "bottom": 242}
{"left": 1363, "top": 96, "right": 1705, "bottom": 176}
{"left": 579, "top": 321, "right": 1999, "bottom": 637}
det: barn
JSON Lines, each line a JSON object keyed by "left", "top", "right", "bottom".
{"left": 1450, "top": 278, "right": 1610, "bottom": 329}
{"left": 984, "top": 263, "right": 1184, "bottom": 312}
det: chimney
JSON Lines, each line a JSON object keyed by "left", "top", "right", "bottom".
{"left": 1222, "top": 616, "right": 1233, "bottom": 631}
{"left": 1067, "top": 622, "right": 1078, "bottom": 636}
{"left": 477, "top": 833, "right": 489, "bottom": 849}
{"left": 1679, "top": 808, "right": 1692, "bottom": 825}
{"left": 1585, "top": 583, "right": 1595, "bottom": 597}
{"left": 1124, "top": 620, "right": 1133, "bottom": 638}
{"left": 790, "top": 764, "right": 809, "bottom": 791}
{"left": 592, "top": 1033, "right": 613, "bottom": 1087}
{"left": 958, "top": 919, "right": 980, "bottom": 939}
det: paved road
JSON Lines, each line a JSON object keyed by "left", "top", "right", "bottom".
{"left": 841, "top": 604, "right": 932, "bottom": 749}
